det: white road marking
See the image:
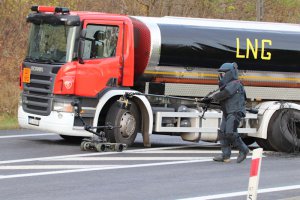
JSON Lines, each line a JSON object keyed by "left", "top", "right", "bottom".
{"left": 0, "top": 159, "right": 211, "bottom": 180}
{"left": 0, "top": 165, "right": 120, "bottom": 169}
{"left": 131, "top": 150, "right": 266, "bottom": 158}
{"left": 0, "top": 142, "right": 254, "bottom": 180}
{"left": 179, "top": 184, "right": 300, "bottom": 200}
{"left": 0, "top": 156, "right": 252, "bottom": 180}
{"left": 0, "top": 145, "right": 200, "bottom": 165}
{"left": 0, "top": 133, "right": 56, "bottom": 139}
{"left": 45, "top": 156, "right": 252, "bottom": 162}
{"left": 131, "top": 150, "right": 238, "bottom": 154}
{"left": 48, "top": 156, "right": 213, "bottom": 161}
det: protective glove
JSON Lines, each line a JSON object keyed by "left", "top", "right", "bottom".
{"left": 201, "top": 97, "right": 213, "bottom": 104}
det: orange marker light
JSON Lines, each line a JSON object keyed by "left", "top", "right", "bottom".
{"left": 38, "top": 6, "right": 55, "bottom": 13}
{"left": 31, "top": 5, "right": 70, "bottom": 13}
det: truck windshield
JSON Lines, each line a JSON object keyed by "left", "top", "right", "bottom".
{"left": 26, "top": 24, "right": 76, "bottom": 63}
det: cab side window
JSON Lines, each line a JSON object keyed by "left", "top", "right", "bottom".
{"left": 83, "top": 25, "right": 119, "bottom": 59}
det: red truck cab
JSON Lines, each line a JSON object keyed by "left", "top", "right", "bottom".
{"left": 18, "top": 6, "right": 151, "bottom": 146}
{"left": 54, "top": 9, "right": 135, "bottom": 97}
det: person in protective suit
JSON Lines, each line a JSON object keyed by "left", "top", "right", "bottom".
{"left": 202, "top": 62, "right": 249, "bottom": 163}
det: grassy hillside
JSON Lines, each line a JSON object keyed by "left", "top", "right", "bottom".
{"left": 0, "top": 0, "right": 300, "bottom": 128}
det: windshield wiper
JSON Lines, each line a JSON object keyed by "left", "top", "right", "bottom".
{"left": 25, "top": 56, "right": 53, "bottom": 64}
{"left": 24, "top": 56, "right": 39, "bottom": 63}
{"left": 25, "top": 56, "right": 64, "bottom": 64}
{"left": 37, "top": 57, "right": 56, "bottom": 64}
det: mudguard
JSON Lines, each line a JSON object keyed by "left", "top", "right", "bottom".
{"left": 253, "top": 101, "right": 300, "bottom": 139}
{"left": 93, "top": 89, "right": 153, "bottom": 147}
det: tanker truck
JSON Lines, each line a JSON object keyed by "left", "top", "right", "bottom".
{"left": 18, "top": 5, "right": 300, "bottom": 152}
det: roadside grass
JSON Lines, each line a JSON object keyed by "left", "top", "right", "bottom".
{"left": 0, "top": 115, "right": 19, "bottom": 130}
{"left": 0, "top": 81, "right": 19, "bottom": 130}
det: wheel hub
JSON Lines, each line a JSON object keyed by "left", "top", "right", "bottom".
{"left": 120, "top": 112, "right": 136, "bottom": 138}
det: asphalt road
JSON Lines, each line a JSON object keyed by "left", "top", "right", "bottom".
{"left": 0, "top": 129, "right": 299, "bottom": 200}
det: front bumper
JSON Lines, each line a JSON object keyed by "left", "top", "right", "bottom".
{"left": 18, "top": 106, "right": 93, "bottom": 137}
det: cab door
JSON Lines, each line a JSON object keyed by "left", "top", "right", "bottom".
{"left": 75, "top": 20, "right": 124, "bottom": 97}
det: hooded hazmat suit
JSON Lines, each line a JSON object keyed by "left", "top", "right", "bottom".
{"left": 211, "top": 63, "right": 249, "bottom": 163}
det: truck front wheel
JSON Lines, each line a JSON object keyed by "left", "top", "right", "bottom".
{"left": 105, "top": 100, "right": 141, "bottom": 147}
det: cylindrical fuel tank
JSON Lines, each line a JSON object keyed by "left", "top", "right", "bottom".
{"left": 131, "top": 16, "right": 300, "bottom": 87}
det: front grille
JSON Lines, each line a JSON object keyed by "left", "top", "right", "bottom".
{"left": 22, "top": 93, "right": 52, "bottom": 116}
{"left": 31, "top": 74, "right": 51, "bottom": 81}
{"left": 27, "top": 96, "right": 48, "bottom": 103}
{"left": 26, "top": 83, "right": 51, "bottom": 90}
{"left": 22, "top": 64, "right": 58, "bottom": 116}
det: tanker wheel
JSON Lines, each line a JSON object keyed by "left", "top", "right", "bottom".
{"left": 267, "top": 109, "right": 300, "bottom": 153}
{"left": 255, "top": 111, "right": 278, "bottom": 151}
{"left": 105, "top": 100, "right": 141, "bottom": 147}
{"left": 255, "top": 138, "right": 275, "bottom": 151}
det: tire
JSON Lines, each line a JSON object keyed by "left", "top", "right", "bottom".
{"left": 255, "top": 109, "right": 280, "bottom": 151}
{"left": 115, "top": 143, "right": 124, "bottom": 152}
{"left": 95, "top": 143, "right": 106, "bottom": 152}
{"left": 80, "top": 141, "right": 87, "bottom": 151}
{"left": 105, "top": 100, "right": 141, "bottom": 147}
{"left": 267, "top": 109, "right": 300, "bottom": 153}
{"left": 256, "top": 138, "right": 276, "bottom": 151}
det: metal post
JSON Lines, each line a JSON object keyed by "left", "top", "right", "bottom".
{"left": 256, "top": 0, "right": 264, "bottom": 21}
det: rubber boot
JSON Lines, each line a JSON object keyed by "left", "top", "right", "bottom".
{"left": 213, "top": 131, "right": 231, "bottom": 163}
{"left": 230, "top": 133, "right": 250, "bottom": 163}
{"left": 236, "top": 148, "right": 249, "bottom": 163}
{"left": 213, "top": 155, "right": 231, "bottom": 163}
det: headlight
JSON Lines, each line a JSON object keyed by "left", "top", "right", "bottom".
{"left": 53, "top": 99, "right": 74, "bottom": 113}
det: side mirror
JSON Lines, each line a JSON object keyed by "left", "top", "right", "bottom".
{"left": 78, "top": 29, "right": 87, "bottom": 64}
